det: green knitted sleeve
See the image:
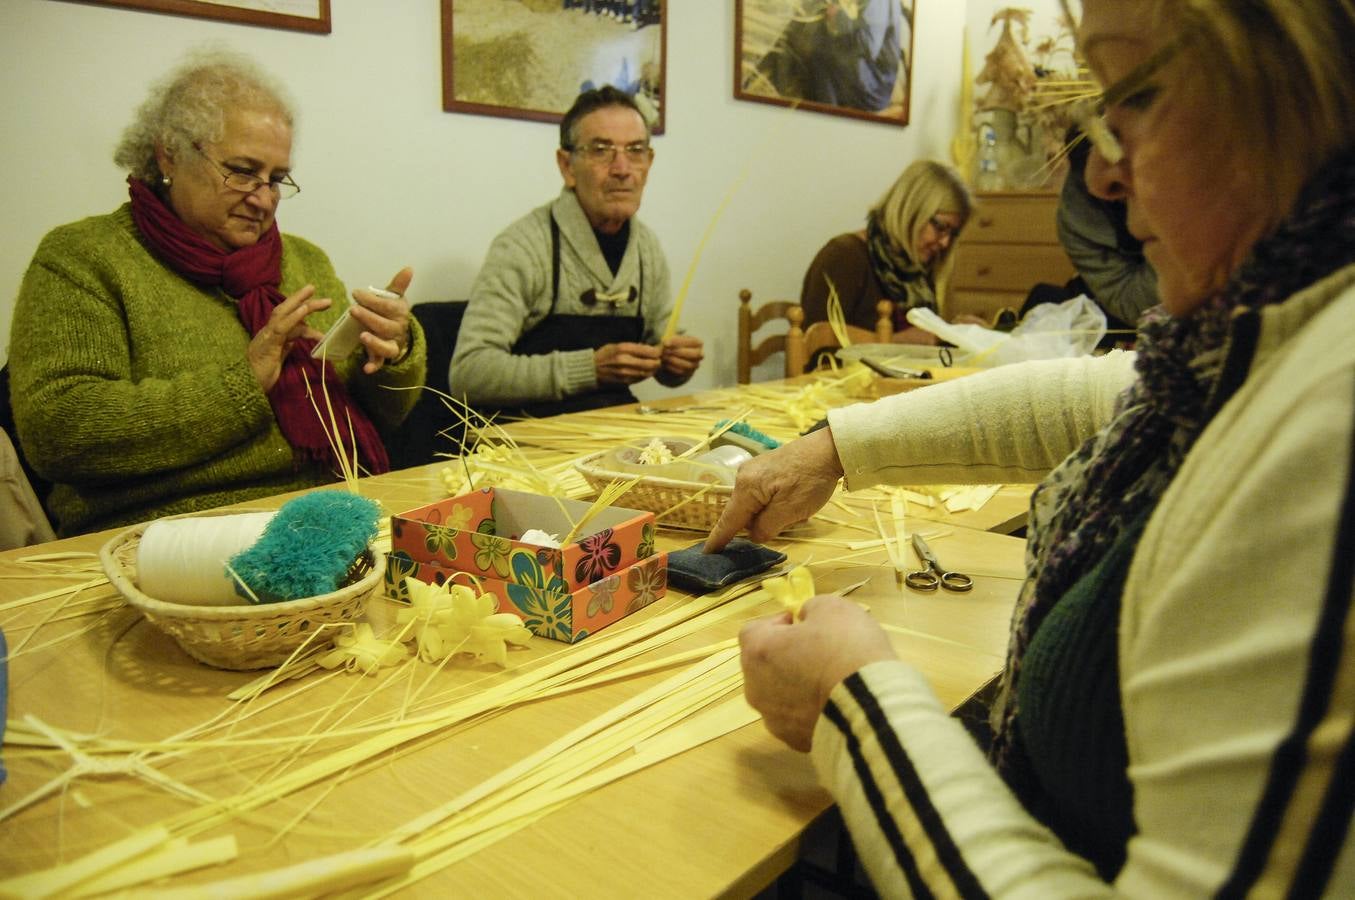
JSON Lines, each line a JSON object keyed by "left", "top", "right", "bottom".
{"left": 9, "top": 211, "right": 277, "bottom": 483}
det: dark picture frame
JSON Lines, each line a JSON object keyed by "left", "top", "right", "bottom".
{"left": 441, "top": 0, "right": 667, "bottom": 135}
{"left": 735, "top": 0, "right": 914, "bottom": 127}
{"left": 57, "top": 0, "right": 331, "bottom": 34}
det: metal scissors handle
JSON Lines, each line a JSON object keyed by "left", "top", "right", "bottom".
{"left": 904, "top": 534, "right": 974, "bottom": 593}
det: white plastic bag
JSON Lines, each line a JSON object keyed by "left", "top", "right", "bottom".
{"left": 906, "top": 295, "right": 1107, "bottom": 367}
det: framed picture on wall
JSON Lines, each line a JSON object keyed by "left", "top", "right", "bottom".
{"left": 735, "top": 0, "right": 914, "bottom": 127}
{"left": 58, "top": 0, "right": 331, "bottom": 34}
{"left": 441, "top": 0, "right": 666, "bottom": 134}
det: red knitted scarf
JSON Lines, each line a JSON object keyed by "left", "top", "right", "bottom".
{"left": 128, "top": 179, "right": 389, "bottom": 475}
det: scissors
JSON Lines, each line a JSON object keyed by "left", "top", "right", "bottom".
{"left": 905, "top": 534, "right": 974, "bottom": 593}
{"left": 859, "top": 357, "right": 934, "bottom": 381}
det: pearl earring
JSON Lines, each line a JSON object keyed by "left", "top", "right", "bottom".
{"left": 161, "top": 175, "right": 172, "bottom": 187}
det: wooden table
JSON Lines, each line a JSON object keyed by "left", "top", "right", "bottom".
{"left": 0, "top": 376, "right": 1030, "bottom": 897}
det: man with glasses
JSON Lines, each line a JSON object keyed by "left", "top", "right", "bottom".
{"left": 451, "top": 87, "right": 703, "bottom": 420}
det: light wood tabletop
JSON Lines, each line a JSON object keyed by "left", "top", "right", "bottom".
{"left": 0, "top": 374, "right": 1031, "bottom": 897}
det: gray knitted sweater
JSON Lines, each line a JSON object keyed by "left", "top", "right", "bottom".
{"left": 449, "top": 189, "right": 672, "bottom": 407}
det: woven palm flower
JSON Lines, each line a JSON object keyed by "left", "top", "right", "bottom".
{"left": 316, "top": 623, "right": 408, "bottom": 675}
{"left": 397, "top": 577, "right": 532, "bottom": 667}
{"left": 761, "top": 566, "right": 817, "bottom": 619}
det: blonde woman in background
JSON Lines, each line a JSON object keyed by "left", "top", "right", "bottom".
{"left": 799, "top": 159, "right": 979, "bottom": 345}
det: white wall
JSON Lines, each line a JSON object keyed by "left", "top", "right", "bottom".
{"left": 965, "top": 1, "right": 1069, "bottom": 77}
{"left": 0, "top": 0, "right": 968, "bottom": 393}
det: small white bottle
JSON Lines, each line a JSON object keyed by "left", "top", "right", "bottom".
{"left": 976, "top": 123, "right": 1002, "bottom": 191}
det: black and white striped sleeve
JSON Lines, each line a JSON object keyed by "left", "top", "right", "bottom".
{"left": 811, "top": 661, "right": 1109, "bottom": 899}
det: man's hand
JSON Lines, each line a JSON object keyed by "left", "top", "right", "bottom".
{"left": 705, "top": 427, "right": 845, "bottom": 551}
{"left": 594, "top": 342, "right": 661, "bottom": 386}
{"left": 660, "top": 334, "right": 704, "bottom": 378}
{"left": 740, "top": 595, "right": 898, "bottom": 752}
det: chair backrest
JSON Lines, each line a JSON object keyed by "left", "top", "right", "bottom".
{"left": 784, "top": 300, "right": 894, "bottom": 377}
{"left": 0, "top": 362, "right": 56, "bottom": 545}
{"left": 736, "top": 289, "right": 796, "bottom": 385}
{"left": 0, "top": 425, "right": 55, "bottom": 548}
{"left": 0, "top": 363, "right": 52, "bottom": 509}
{"left": 386, "top": 301, "right": 469, "bottom": 471}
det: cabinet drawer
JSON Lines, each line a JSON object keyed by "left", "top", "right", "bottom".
{"left": 951, "top": 244, "right": 1076, "bottom": 292}
{"left": 963, "top": 194, "right": 1061, "bottom": 244}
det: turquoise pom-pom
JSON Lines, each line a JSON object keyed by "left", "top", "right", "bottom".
{"left": 228, "top": 492, "right": 381, "bottom": 604}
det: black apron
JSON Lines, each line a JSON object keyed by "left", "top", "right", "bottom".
{"left": 496, "top": 214, "right": 645, "bottom": 419}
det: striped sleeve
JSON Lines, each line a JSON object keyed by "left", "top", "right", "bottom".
{"left": 810, "top": 661, "right": 1109, "bottom": 899}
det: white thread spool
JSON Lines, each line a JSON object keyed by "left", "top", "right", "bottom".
{"left": 689, "top": 446, "right": 753, "bottom": 485}
{"left": 137, "top": 513, "right": 275, "bottom": 606}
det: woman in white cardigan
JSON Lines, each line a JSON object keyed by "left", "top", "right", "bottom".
{"left": 706, "top": 0, "right": 1355, "bottom": 895}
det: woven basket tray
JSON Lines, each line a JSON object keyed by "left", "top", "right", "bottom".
{"left": 99, "top": 520, "right": 387, "bottom": 671}
{"left": 575, "top": 450, "right": 732, "bottom": 531}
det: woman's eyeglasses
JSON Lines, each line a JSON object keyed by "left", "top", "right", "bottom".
{"left": 192, "top": 144, "right": 301, "bottom": 199}
{"left": 1059, "top": 0, "right": 1182, "bottom": 167}
{"left": 927, "top": 216, "right": 961, "bottom": 241}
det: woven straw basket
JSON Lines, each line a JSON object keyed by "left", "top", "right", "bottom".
{"left": 99, "top": 520, "right": 387, "bottom": 671}
{"left": 575, "top": 450, "right": 732, "bottom": 530}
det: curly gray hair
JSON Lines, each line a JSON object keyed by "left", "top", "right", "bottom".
{"left": 114, "top": 48, "right": 296, "bottom": 185}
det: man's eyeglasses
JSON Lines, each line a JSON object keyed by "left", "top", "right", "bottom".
{"left": 568, "top": 140, "right": 653, "bottom": 167}
{"left": 927, "top": 216, "right": 961, "bottom": 241}
{"left": 192, "top": 144, "right": 301, "bottom": 199}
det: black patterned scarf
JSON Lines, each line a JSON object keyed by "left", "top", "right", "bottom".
{"left": 865, "top": 212, "right": 937, "bottom": 330}
{"left": 991, "top": 146, "right": 1355, "bottom": 774}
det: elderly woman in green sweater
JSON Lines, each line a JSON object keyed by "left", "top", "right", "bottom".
{"left": 8, "top": 50, "right": 425, "bottom": 537}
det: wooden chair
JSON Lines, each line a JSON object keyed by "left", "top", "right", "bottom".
{"left": 785, "top": 300, "right": 894, "bottom": 376}
{"left": 737, "top": 289, "right": 796, "bottom": 384}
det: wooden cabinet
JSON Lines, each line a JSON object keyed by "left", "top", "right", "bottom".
{"left": 948, "top": 191, "right": 1076, "bottom": 321}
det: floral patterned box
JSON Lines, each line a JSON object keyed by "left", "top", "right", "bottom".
{"left": 386, "top": 487, "right": 668, "bottom": 643}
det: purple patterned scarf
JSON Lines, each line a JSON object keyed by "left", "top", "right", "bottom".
{"left": 991, "top": 147, "right": 1355, "bottom": 772}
